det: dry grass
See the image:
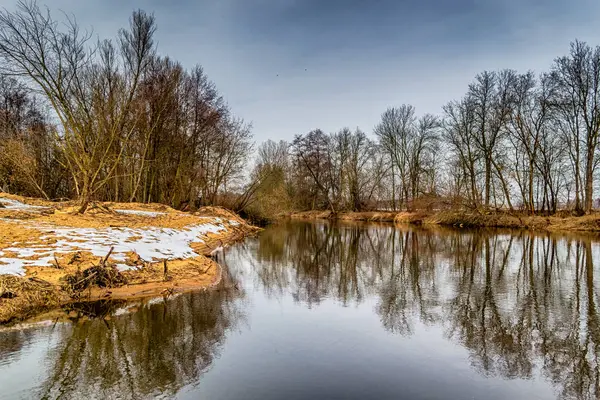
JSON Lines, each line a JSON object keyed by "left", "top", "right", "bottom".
{"left": 337, "top": 212, "right": 398, "bottom": 222}
{"left": 0, "top": 193, "right": 259, "bottom": 325}
{"left": 0, "top": 275, "right": 63, "bottom": 324}
{"left": 288, "top": 210, "right": 335, "bottom": 220}
{"left": 194, "top": 206, "right": 247, "bottom": 224}
{"left": 289, "top": 209, "right": 600, "bottom": 232}
{"left": 423, "top": 210, "right": 600, "bottom": 231}
{"left": 422, "top": 211, "right": 529, "bottom": 228}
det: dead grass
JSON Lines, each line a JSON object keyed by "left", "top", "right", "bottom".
{"left": 337, "top": 211, "right": 398, "bottom": 222}
{"left": 0, "top": 193, "right": 259, "bottom": 325}
{"left": 0, "top": 275, "right": 63, "bottom": 324}
{"left": 288, "top": 209, "right": 600, "bottom": 232}
{"left": 288, "top": 210, "right": 335, "bottom": 220}
{"left": 195, "top": 206, "right": 249, "bottom": 225}
{"left": 422, "top": 211, "right": 529, "bottom": 228}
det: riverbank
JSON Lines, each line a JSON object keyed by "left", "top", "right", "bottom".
{"left": 0, "top": 194, "right": 259, "bottom": 324}
{"left": 287, "top": 209, "right": 600, "bottom": 232}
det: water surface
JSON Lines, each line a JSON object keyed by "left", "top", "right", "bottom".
{"left": 1, "top": 221, "right": 599, "bottom": 399}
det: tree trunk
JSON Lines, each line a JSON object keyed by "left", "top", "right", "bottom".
{"left": 528, "top": 161, "right": 535, "bottom": 214}
{"left": 391, "top": 164, "right": 396, "bottom": 211}
{"left": 484, "top": 156, "right": 492, "bottom": 208}
{"left": 584, "top": 148, "right": 594, "bottom": 213}
{"left": 492, "top": 159, "right": 514, "bottom": 212}
{"left": 469, "top": 166, "right": 478, "bottom": 209}
{"left": 574, "top": 147, "right": 582, "bottom": 213}
{"left": 77, "top": 178, "right": 91, "bottom": 214}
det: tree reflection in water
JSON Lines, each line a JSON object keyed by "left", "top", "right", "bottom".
{"left": 252, "top": 221, "right": 600, "bottom": 400}
{"left": 1, "top": 221, "right": 599, "bottom": 400}
{"left": 37, "top": 271, "right": 245, "bottom": 400}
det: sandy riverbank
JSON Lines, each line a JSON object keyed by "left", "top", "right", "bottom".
{"left": 287, "top": 209, "right": 600, "bottom": 232}
{"left": 0, "top": 194, "right": 259, "bottom": 324}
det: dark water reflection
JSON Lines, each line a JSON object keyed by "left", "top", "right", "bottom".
{"left": 1, "top": 221, "right": 599, "bottom": 399}
{"left": 0, "top": 275, "right": 244, "bottom": 400}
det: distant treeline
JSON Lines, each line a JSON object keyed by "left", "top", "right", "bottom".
{"left": 247, "top": 41, "right": 600, "bottom": 217}
{"left": 0, "top": 1, "right": 251, "bottom": 212}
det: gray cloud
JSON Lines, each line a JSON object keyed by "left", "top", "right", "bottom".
{"left": 1, "top": 0, "right": 599, "bottom": 144}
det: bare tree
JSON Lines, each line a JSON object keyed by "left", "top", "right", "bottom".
{"left": 0, "top": 1, "right": 156, "bottom": 212}
{"left": 550, "top": 41, "right": 600, "bottom": 213}
{"left": 374, "top": 105, "right": 415, "bottom": 209}
{"left": 292, "top": 129, "right": 336, "bottom": 212}
{"left": 467, "top": 70, "right": 516, "bottom": 210}
{"left": 506, "top": 71, "right": 554, "bottom": 213}
{"left": 443, "top": 98, "right": 480, "bottom": 208}
{"left": 234, "top": 140, "right": 291, "bottom": 217}
{"left": 410, "top": 114, "right": 440, "bottom": 200}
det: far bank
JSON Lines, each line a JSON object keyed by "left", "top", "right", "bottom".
{"left": 286, "top": 210, "right": 600, "bottom": 232}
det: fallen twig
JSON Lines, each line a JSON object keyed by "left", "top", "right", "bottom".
{"left": 101, "top": 246, "right": 114, "bottom": 267}
{"left": 52, "top": 253, "right": 62, "bottom": 269}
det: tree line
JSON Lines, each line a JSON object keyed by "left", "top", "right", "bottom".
{"left": 1, "top": 2, "right": 599, "bottom": 217}
{"left": 250, "top": 40, "right": 600, "bottom": 217}
{"left": 0, "top": 1, "right": 251, "bottom": 212}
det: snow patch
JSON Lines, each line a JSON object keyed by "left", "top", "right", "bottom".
{"left": 0, "top": 255, "right": 55, "bottom": 275}
{"left": 0, "top": 219, "right": 229, "bottom": 275}
{"left": 0, "top": 198, "right": 47, "bottom": 211}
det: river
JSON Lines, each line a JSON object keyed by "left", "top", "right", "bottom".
{"left": 0, "top": 220, "right": 598, "bottom": 399}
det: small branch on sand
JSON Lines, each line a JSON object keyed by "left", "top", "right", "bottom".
{"left": 163, "top": 259, "right": 171, "bottom": 281}
{"left": 201, "top": 264, "right": 212, "bottom": 274}
{"left": 73, "top": 271, "right": 98, "bottom": 288}
{"left": 52, "top": 254, "right": 62, "bottom": 269}
{"left": 101, "top": 246, "right": 114, "bottom": 267}
{"left": 67, "top": 251, "right": 82, "bottom": 265}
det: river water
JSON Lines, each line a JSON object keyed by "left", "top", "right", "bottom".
{"left": 0, "top": 220, "right": 599, "bottom": 399}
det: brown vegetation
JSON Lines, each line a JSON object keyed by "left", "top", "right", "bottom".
{"left": 0, "top": 274, "right": 61, "bottom": 324}
{"left": 288, "top": 209, "right": 600, "bottom": 232}
{"left": 0, "top": 194, "right": 258, "bottom": 325}
{"left": 0, "top": 1, "right": 252, "bottom": 212}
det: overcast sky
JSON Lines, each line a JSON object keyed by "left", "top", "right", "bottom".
{"left": 5, "top": 0, "right": 600, "bottom": 144}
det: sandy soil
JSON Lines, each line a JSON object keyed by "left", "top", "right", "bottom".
{"left": 0, "top": 193, "right": 258, "bottom": 324}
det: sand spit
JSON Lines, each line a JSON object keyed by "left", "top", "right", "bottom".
{"left": 0, "top": 194, "right": 258, "bottom": 324}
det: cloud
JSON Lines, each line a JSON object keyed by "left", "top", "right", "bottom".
{"left": 0, "top": 0, "right": 599, "bottom": 144}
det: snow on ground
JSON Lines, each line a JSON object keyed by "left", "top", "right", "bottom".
{"left": 0, "top": 251, "right": 54, "bottom": 275}
{"left": 0, "top": 198, "right": 48, "bottom": 211}
{"left": 0, "top": 218, "right": 230, "bottom": 275}
{"left": 115, "top": 209, "right": 166, "bottom": 217}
